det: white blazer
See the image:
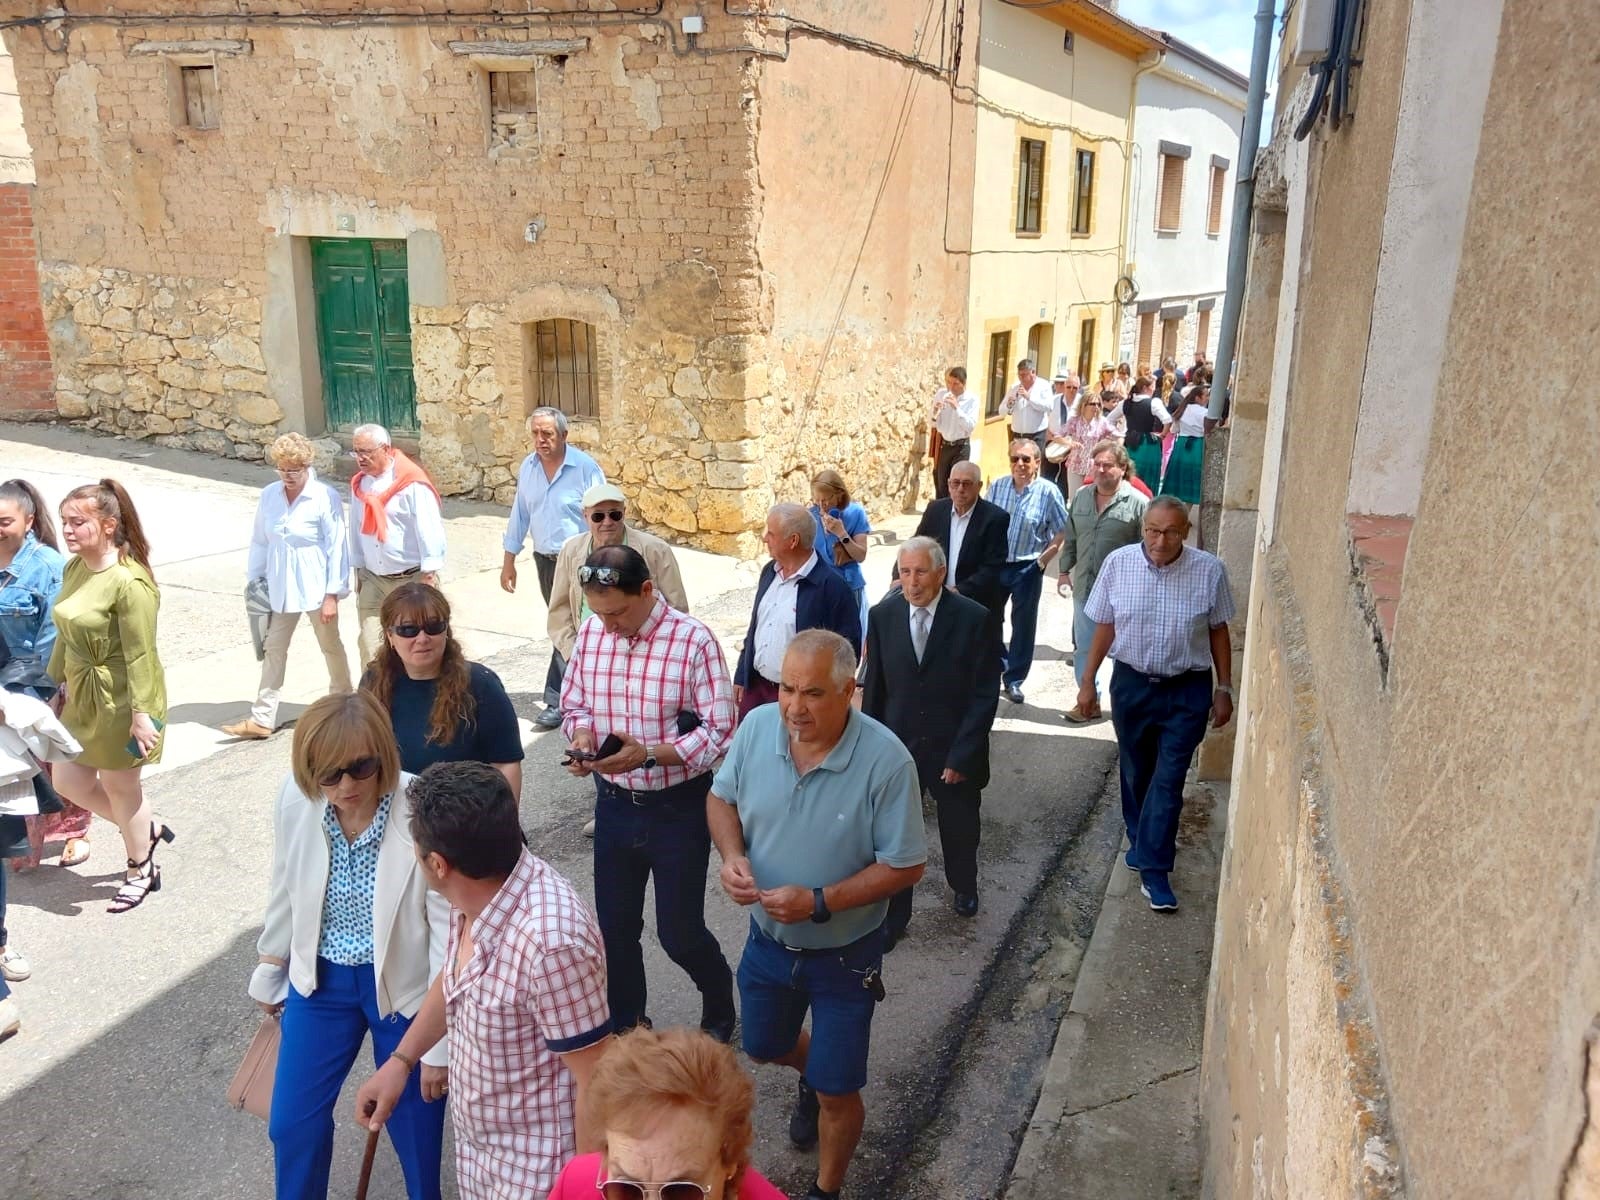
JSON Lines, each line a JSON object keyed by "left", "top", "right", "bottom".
{"left": 252, "top": 771, "right": 450, "bottom": 1066}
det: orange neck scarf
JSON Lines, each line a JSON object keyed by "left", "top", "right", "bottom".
{"left": 352, "top": 449, "right": 440, "bottom": 543}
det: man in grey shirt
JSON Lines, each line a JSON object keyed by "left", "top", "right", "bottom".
{"left": 1058, "top": 439, "right": 1147, "bottom": 723}
{"left": 708, "top": 629, "right": 926, "bottom": 1200}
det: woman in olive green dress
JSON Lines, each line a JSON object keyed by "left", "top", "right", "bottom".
{"left": 49, "top": 480, "right": 174, "bottom": 913}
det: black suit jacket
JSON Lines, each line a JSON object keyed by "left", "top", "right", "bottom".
{"left": 734, "top": 555, "right": 862, "bottom": 686}
{"left": 914, "top": 497, "right": 1010, "bottom": 613}
{"left": 861, "top": 589, "right": 999, "bottom": 789}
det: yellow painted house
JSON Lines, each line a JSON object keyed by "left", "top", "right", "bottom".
{"left": 964, "top": 0, "right": 1159, "bottom": 482}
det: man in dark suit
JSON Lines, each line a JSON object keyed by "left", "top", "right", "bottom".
{"left": 734, "top": 502, "right": 862, "bottom": 720}
{"left": 913, "top": 460, "right": 1010, "bottom": 651}
{"left": 862, "top": 536, "right": 1000, "bottom": 938}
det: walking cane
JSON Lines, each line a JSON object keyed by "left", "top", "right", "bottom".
{"left": 354, "top": 1128, "right": 380, "bottom": 1200}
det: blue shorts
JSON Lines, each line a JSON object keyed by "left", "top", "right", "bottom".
{"left": 736, "top": 918, "right": 884, "bottom": 1096}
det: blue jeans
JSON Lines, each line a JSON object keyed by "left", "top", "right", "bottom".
{"left": 0, "top": 862, "right": 9, "bottom": 1002}
{"left": 1000, "top": 559, "right": 1045, "bottom": 687}
{"left": 592, "top": 774, "right": 734, "bottom": 1031}
{"left": 1072, "top": 592, "right": 1112, "bottom": 696}
{"left": 1108, "top": 664, "right": 1213, "bottom": 874}
{"left": 270, "top": 958, "right": 444, "bottom": 1200}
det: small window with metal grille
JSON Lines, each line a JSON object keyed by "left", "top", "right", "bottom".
{"left": 524, "top": 319, "right": 599, "bottom": 421}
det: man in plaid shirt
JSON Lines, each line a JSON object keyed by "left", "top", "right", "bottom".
{"left": 354, "top": 761, "right": 612, "bottom": 1199}
{"left": 560, "top": 543, "right": 739, "bottom": 1040}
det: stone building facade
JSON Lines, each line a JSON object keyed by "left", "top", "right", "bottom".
{"left": 0, "top": 43, "right": 51, "bottom": 415}
{"left": 0, "top": 1, "right": 976, "bottom": 554}
{"left": 1200, "top": 0, "right": 1600, "bottom": 1196}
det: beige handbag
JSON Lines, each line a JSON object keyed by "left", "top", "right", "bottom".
{"left": 226, "top": 1014, "right": 281, "bottom": 1120}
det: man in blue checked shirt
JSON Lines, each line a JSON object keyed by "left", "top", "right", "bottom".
{"left": 985, "top": 438, "right": 1069, "bottom": 705}
{"left": 501, "top": 407, "right": 607, "bottom": 728}
{"left": 1075, "top": 497, "right": 1235, "bottom": 912}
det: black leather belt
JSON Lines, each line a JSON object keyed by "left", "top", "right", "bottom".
{"left": 372, "top": 566, "right": 420, "bottom": 580}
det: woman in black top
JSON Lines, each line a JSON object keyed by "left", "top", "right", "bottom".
{"left": 360, "top": 582, "right": 524, "bottom": 796}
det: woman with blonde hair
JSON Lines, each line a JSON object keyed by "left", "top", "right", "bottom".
{"left": 249, "top": 690, "right": 448, "bottom": 1199}
{"left": 546, "top": 1025, "right": 786, "bottom": 1199}
{"left": 224, "top": 432, "right": 353, "bottom": 740}
{"left": 808, "top": 469, "right": 870, "bottom": 644}
{"left": 49, "top": 479, "right": 172, "bottom": 913}
{"left": 360, "top": 582, "right": 523, "bottom": 794}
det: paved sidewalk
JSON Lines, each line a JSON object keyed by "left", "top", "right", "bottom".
{"left": 1006, "top": 779, "right": 1228, "bottom": 1200}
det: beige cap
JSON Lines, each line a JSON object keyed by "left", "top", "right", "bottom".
{"left": 581, "top": 483, "right": 626, "bottom": 508}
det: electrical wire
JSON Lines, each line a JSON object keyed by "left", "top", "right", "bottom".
{"left": 1292, "top": 0, "right": 1365, "bottom": 140}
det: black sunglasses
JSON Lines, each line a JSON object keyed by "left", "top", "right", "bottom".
{"left": 598, "top": 1181, "right": 711, "bottom": 1200}
{"left": 391, "top": 619, "right": 448, "bottom": 639}
{"left": 317, "top": 756, "right": 381, "bottom": 789}
{"left": 578, "top": 565, "right": 624, "bottom": 586}
{"left": 1010, "top": 455, "right": 1037, "bottom": 464}
{"left": 589, "top": 509, "right": 625, "bottom": 524}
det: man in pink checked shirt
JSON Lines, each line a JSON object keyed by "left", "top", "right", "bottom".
{"left": 560, "top": 544, "right": 740, "bottom": 1043}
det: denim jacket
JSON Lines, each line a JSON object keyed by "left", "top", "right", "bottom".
{"left": 0, "top": 533, "right": 66, "bottom": 689}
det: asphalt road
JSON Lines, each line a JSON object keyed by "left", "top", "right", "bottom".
{"left": 0, "top": 424, "right": 1120, "bottom": 1200}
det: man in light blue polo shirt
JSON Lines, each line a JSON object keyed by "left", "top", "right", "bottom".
{"left": 500, "top": 406, "right": 606, "bottom": 727}
{"left": 708, "top": 629, "right": 925, "bottom": 1200}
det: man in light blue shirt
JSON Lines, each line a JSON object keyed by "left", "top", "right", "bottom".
{"left": 708, "top": 630, "right": 925, "bottom": 1200}
{"left": 986, "top": 438, "right": 1069, "bottom": 705}
{"left": 500, "top": 407, "right": 606, "bottom": 726}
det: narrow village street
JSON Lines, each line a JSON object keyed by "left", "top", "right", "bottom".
{"left": 0, "top": 423, "right": 1126, "bottom": 1200}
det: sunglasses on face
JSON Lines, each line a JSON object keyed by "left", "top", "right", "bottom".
{"left": 391, "top": 619, "right": 448, "bottom": 639}
{"left": 1010, "top": 455, "right": 1036, "bottom": 464}
{"left": 317, "top": 756, "right": 381, "bottom": 789}
{"left": 598, "top": 1181, "right": 712, "bottom": 1200}
{"left": 589, "top": 509, "right": 625, "bottom": 525}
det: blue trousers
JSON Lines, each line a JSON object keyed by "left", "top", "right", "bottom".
{"left": 1108, "top": 664, "right": 1213, "bottom": 874}
{"left": 1000, "top": 559, "right": 1045, "bottom": 687}
{"left": 0, "top": 861, "right": 9, "bottom": 1002}
{"left": 592, "top": 774, "right": 734, "bottom": 1031}
{"left": 270, "top": 958, "right": 444, "bottom": 1200}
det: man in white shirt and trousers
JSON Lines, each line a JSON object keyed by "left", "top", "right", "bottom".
{"left": 999, "top": 357, "right": 1053, "bottom": 463}
{"left": 929, "top": 366, "right": 980, "bottom": 500}
{"left": 348, "top": 423, "right": 447, "bottom": 666}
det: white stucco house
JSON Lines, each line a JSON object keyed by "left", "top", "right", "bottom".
{"left": 1118, "top": 34, "right": 1247, "bottom": 373}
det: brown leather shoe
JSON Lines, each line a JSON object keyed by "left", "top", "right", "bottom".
{"left": 221, "top": 719, "right": 273, "bottom": 740}
{"left": 1063, "top": 704, "right": 1103, "bottom": 724}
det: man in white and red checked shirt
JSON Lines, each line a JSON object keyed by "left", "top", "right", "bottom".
{"left": 559, "top": 543, "right": 739, "bottom": 1041}
{"left": 354, "top": 761, "right": 612, "bottom": 1200}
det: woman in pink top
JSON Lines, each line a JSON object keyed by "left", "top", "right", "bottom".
{"left": 1062, "top": 393, "right": 1119, "bottom": 499}
{"left": 547, "top": 1027, "right": 786, "bottom": 1200}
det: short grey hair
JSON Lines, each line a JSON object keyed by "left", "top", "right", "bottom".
{"left": 950, "top": 460, "right": 981, "bottom": 483}
{"left": 1017, "top": 358, "right": 1036, "bottom": 372}
{"left": 898, "top": 535, "right": 946, "bottom": 571}
{"left": 786, "top": 628, "right": 857, "bottom": 689}
{"left": 768, "top": 502, "right": 816, "bottom": 550}
{"left": 351, "top": 423, "right": 391, "bottom": 447}
{"left": 528, "top": 407, "right": 569, "bottom": 436}
{"left": 1145, "top": 495, "right": 1191, "bottom": 527}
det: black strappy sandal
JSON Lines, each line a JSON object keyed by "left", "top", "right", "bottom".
{"left": 107, "top": 823, "right": 175, "bottom": 915}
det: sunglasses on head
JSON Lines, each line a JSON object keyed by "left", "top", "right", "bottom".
{"left": 589, "top": 509, "right": 625, "bottom": 524}
{"left": 317, "top": 756, "right": 381, "bottom": 789}
{"left": 598, "top": 1180, "right": 712, "bottom": 1200}
{"left": 391, "top": 618, "right": 448, "bottom": 639}
{"left": 578, "top": 565, "right": 624, "bottom": 586}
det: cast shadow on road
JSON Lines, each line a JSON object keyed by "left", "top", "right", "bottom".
{"left": 167, "top": 700, "right": 310, "bottom": 730}
{"left": 6, "top": 859, "right": 128, "bottom": 918}
{"left": 0, "top": 927, "right": 439, "bottom": 1200}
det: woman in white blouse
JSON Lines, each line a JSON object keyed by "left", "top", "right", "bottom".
{"left": 224, "top": 434, "right": 353, "bottom": 740}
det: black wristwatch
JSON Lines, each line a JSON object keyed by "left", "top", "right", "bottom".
{"left": 642, "top": 752, "right": 658, "bottom": 771}
{"left": 810, "top": 887, "right": 832, "bottom": 924}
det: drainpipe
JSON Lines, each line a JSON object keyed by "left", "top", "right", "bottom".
{"left": 1207, "top": 0, "right": 1278, "bottom": 420}
{"left": 1117, "top": 47, "right": 1164, "bottom": 354}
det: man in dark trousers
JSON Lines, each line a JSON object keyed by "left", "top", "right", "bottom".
{"left": 862, "top": 536, "right": 999, "bottom": 938}
{"left": 734, "top": 502, "right": 861, "bottom": 720}
{"left": 912, "top": 460, "right": 1010, "bottom": 652}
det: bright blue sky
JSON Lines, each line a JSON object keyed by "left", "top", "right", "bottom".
{"left": 1115, "top": 0, "right": 1265, "bottom": 79}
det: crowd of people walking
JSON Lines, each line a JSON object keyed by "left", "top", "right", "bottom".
{"left": 0, "top": 350, "right": 1233, "bottom": 1197}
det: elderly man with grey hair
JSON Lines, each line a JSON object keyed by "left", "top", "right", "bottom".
{"left": 709, "top": 628, "right": 926, "bottom": 1200}
{"left": 862, "top": 535, "right": 999, "bottom": 936}
{"left": 348, "top": 422, "right": 445, "bottom": 664}
{"left": 733, "top": 502, "right": 861, "bottom": 721}
{"left": 501, "top": 405, "right": 607, "bottom": 728}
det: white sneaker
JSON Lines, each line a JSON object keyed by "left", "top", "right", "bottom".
{"left": 0, "top": 947, "right": 28, "bottom": 982}
{"left": 582, "top": 818, "right": 596, "bottom": 838}
{"left": 0, "top": 995, "right": 19, "bottom": 1040}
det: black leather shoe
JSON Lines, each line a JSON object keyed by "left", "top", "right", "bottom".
{"left": 789, "top": 1078, "right": 820, "bottom": 1150}
{"left": 953, "top": 892, "right": 979, "bottom": 918}
{"left": 534, "top": 707, "right": 563, "bottom": 729}
{"left": 700, "top": 999, "right": 737, "bottom": 1045}
{"left": 803, "top": 1183, "right": 841, "bottom": 1200}
{"left": 1004, "top": 683, "right": 1025, "bottom": 704}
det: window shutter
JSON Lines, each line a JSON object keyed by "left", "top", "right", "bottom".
{"left": 1157, "top": 154, "right": 1185, "bottom": 231}
{"left": 1137, "top": 313, "right": 1155, "bottom": 369}
{"left": 1208, "top": 165, "right": 1226, "bottom": 235}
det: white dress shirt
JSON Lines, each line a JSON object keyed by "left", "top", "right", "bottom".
{"left": 1174, "top": 394, "right": 1209, "bottom": 437}
{"left": 947, "top": 505, "right": 974, "bottom": 585}
{"left": 1000, "top": 378, "right": 1053, "bottom": 434}
{"left": 247, "top": 472, "right": 351, "bottom": 613}
{"left": 931, "top": 388, "right": 980, "bottom": 441}
{"left": 351, "top": 464, "right": 447, "bottom": 576}
{"left": 1047, "top": 391, "right": 1077, "bottom": 438}
{"left": 751, "top": 552, "right": 818, "bottom": 682}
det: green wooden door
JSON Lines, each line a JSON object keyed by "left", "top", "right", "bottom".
{"left": 310, "top": 238, "right": 417, "bottom": 434}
